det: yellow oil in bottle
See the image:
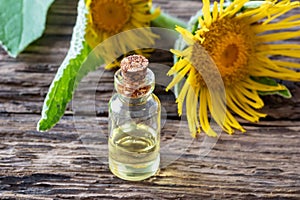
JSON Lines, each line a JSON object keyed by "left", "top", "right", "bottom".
{"left": 109, "top": 124, "right": 160, "bottom": 181}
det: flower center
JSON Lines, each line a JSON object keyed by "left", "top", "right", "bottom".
{"left": 89, "top": 0, "right": 132, "bottom": 34}
{"left": 200, "top": 18, "right": 255, "bottom": 86}
{"left": 221, "top": 44, "right": 238, "bottom": 68}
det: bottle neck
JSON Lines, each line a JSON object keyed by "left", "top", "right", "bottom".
{"left": 114, "top": 68, "right": 155, "bottom": 104}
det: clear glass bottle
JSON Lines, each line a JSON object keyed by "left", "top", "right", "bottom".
{"left": 108, "top": 55, "right": 161, "bottom": 181}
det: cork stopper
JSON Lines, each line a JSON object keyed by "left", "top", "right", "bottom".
{"left": 117, "top": 55, "right": 151, "bottom": 98}
{"left": 120, "top": 55, "right": 149, "bottom": 84}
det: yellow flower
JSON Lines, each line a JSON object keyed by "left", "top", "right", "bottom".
{"left": 85, "top": 0, "right": 160, "bottom": 69}
{"left": 167, "top": 0, "right": 300, "bottom": 137}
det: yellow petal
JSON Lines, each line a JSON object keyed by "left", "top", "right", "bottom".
{"left": 243, "top": 77, "right": 286, "bottom": 92}
{"left": 212, "top": 2, "right": 219, "bottom": 22}
{"left": 257, "top": 31, "right": 300, "bottom": 42}
{"left": 175, "top": 26, "right": 195, "bottom": 45}
{"left": 166, "top": 63, "right": 191, "bottom": 91}
{"left": 176, "top": 80, "right": 190, "bottom": 116}
{"left": 273, "top": 60, "right": 300, "bottom": 69}
{"left": 202, "top": 0, "right": 212, "bottom": 26}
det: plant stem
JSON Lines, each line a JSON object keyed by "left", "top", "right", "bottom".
{"left": 150, "top": 8, "right": 187, "bottom": 29}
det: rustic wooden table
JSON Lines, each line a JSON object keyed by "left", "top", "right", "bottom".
{"left": 1, "top": 0, "right": 299, "bottom": 199}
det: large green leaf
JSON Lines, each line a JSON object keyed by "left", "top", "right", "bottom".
{"left": 38, "top": 0, "right": 92, "bottom": 131}
{"left": 0, "top": 0, "right": 54, "bottom": 57}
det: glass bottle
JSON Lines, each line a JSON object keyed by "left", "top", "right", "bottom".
{"left": 108, "top": 55, "right": 161, "bottom": 181}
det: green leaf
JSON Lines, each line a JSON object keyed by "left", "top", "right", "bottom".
{"left": 38, "top": 0, "right": 92, "bottom": 131}
{"left": 0, "top": 0, "right": 54, "bottom": 57}
{"left": 253, "top": 77, "right": 292, "bottom": 99}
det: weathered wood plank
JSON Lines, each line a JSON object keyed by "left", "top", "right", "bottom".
{"left": 0, "top": 114, "right": 299, "bottom": 199}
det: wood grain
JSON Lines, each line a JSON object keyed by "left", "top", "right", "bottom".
{"left": 0, "top": 0, "right": 299, "bottom": 199}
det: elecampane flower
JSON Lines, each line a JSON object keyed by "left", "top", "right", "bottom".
{"left": 167, "top": 0, "right": 300, "bottom": 137}
{"left": 85, "top": 0, "right": 160, "bottom": 69}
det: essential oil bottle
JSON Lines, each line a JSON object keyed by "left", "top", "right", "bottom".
{"left": 108, "top": 55, "right": 161, "bottom": 181}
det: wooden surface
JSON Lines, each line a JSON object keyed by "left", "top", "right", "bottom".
{"left": 1, "top": 0, "right": 300, "bottom": 199}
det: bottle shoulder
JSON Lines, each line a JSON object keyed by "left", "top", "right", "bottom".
{"left": 109, "top": 93, "right": 160, "bottom": 105}
{"left": 109, "top": 93, "right": 160, "bottom": 115}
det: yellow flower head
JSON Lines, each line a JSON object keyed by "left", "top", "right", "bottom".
{"left": 85, "top": 0, "right": 160, "bottom": 69}
{"left": 167, "top": 0, "right": 300, "bottom": 137}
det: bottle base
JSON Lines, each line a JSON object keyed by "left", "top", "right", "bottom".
{"left": 109, "top": 156, "right": 160, "bottom": 181}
